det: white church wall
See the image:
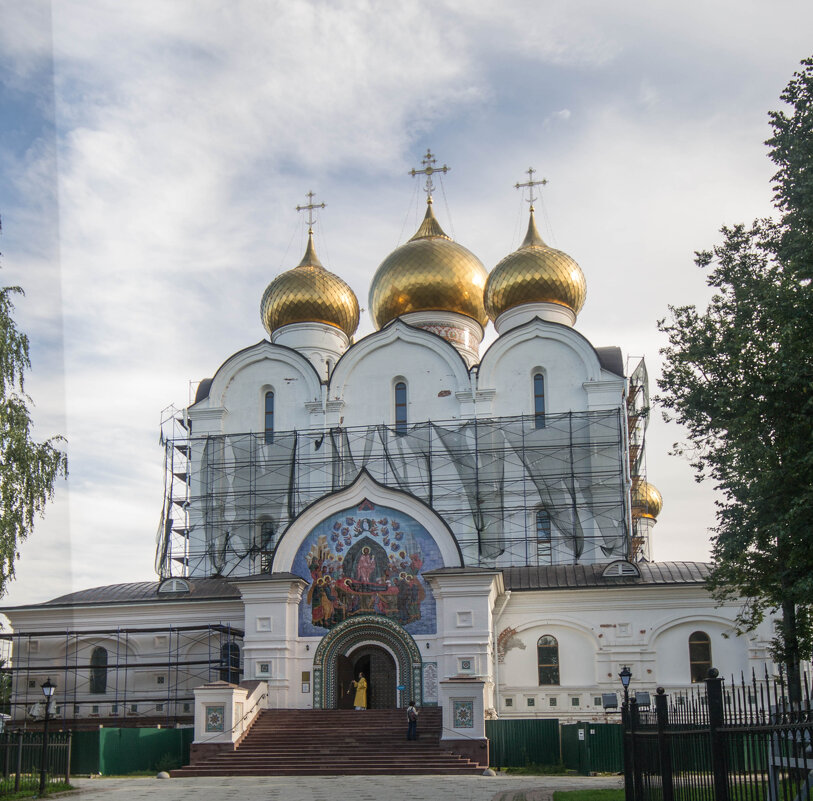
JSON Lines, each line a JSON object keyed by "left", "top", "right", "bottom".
{"left": 651, "top": 617, "right": 751, "bottom": 687}
{"left": 328, "top": 321, "right": 473, "bottom": 428}
{"left": 491, "top": 586, "right": 775, "bottom": 722}
{"left": 477, "top": 320, "right": 607, "bottom": 418}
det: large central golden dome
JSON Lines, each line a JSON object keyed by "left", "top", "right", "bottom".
{"left": 369, "top": 200, "right": 489, "bottom": 329}
{"left": 261, "top": 231, "right": 359, "bottom": 338}
{"left": 484, "top": 208, "right": 586, "bottom": 321}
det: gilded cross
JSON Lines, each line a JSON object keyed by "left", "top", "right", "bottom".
{"left": 296, "top": 191, "right": 326, "bottom": 230}
{"left": 409, "top": 149, "right": 450, "bottom": 199}
{"left": 515, "top": 167, "right": 548, "bottom": 209}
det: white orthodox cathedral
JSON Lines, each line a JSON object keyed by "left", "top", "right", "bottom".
{"left": 3, "top": 155, "right": 775, "bottom": 759}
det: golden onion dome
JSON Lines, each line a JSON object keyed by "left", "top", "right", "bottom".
{"left": 631, "top": 478, "right": 663, "bottom": 520}
{"left": 261, "top": 231, "right": 359, "bottom": 338}
{"left": 369, "top": 200, "right": 489, "bottom": 329}
{"left": 484, "top": 208, "right": 586, "bottom": 321}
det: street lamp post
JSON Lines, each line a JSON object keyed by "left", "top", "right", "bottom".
{"left": 619, "top": 666, "right": 634, "bottom": 801}
{"left": 38, "top": 678, "right": 55, "bottom": 796}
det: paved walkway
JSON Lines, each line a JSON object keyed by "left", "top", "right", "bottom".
{"left": 68, "top": 774, "right": 622, "bottom": 801}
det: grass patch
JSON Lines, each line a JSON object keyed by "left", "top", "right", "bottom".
{"left": 552, "top": 791, "right": 625, "bottom": 801}
{"left": 501, "top": 763, "right": 570, "bottom": 775}
{"left": 0, "top": 781, "right": 74, "bottom": 798}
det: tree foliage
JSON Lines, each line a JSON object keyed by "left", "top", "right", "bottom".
{"left": 0, "top": 225, "right": 68, "bottom": 594}
{"left": 657, "top": 58, "right": 813, "bottom": 676}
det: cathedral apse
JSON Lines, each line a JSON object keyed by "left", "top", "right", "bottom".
{"left": 293, "top": 501, "right": 441, "bottom": 636}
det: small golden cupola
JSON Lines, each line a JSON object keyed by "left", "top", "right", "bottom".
{"left": 261, "top": 193, "right": 359, "bottom": 378}
{"left": 368, "top": 151, "right": 488, "bottom": 366}
{"left": 631, "top": 478, "right": 664, "bottom": 521}
{"left": 484, "top": 169, "right": 586, "bottom": 333}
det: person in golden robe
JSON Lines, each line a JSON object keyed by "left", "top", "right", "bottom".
{"left": 351, "top": 672, "right": 368, "bottom": 710}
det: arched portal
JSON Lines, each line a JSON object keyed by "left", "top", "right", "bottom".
{"left": 313, "top": 615, "right": 422, "bottom": 710}
{"left": 337, "top": 644, "right": 396, "bottom": 709}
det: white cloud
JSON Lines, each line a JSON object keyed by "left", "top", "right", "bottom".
{"left": 2, "top": 0, "right": 812, "bottom": 604}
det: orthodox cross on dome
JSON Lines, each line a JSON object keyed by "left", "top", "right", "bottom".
{"left": 296, "top": 191, "right": 326, "bottom": 231}
{"left": 409, "top": 149, "right": 450, "bottom": 200}
{"left": 515, "top": 167, "right": 548, "bottom": 210}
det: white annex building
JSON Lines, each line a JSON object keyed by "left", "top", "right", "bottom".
{"left": 3, "top": 156, "right": 775, "bottom": 761}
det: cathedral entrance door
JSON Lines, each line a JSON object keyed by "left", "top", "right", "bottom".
{"left": 336, "top": 654, "right": 354, "bottom": 709}
{"left": 347, "top": 645, "right": 396, "bottom": 709}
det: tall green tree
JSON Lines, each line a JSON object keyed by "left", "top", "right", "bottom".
{"left": 0, "top": 220, "right": 68, "bottom": 593}
{"left": 657, "top": 58, "right": 813, "bottom": 700}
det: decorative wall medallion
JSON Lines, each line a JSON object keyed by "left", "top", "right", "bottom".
{"left": 453, "top": 700, "right": 474, "bottom": 728}
{"left": 205, "top": 705, "right": 225, "bottom": 732}
{"left": 293, "top": 502, "right": 441, "bottom": 636}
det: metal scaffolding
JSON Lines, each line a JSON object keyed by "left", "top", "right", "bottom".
{"left": 1, "top": 624, "right": 243, "bottom": 727}
{"left": 156, "top": 407, "right": 634, "bottom": 579}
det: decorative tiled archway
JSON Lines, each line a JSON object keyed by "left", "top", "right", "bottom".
{"left": 312, "top": 615, "right": 422, "bottom": 709}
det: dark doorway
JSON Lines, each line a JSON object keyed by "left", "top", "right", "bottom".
{"left": 337, "top": 654, "right": 354, "bottom": 708}
{"left": 348, "top": 645, "right": 397, "bottom": 709}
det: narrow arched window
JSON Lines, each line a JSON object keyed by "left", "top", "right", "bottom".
{"left": 538, "top": 635, "right": 559, "bottom": 685}
{"left": 219, "top": 642, "right": 241, "bottom": 684}
{"left": 533, "top": 373, "right": 545, "bottom": 429}
{"left": 689, "top": 631, "right": 712, "bottom": 683}
{"left": 394, "top": 381, "right": 407, "bottom": 435}
{"left": 264, "top": 392, "right": 274, "bottom": 444}
{"left": 90, "top": 646, "right": 108, "bottom": 694}
{"left": 536, "top": 509, "right": 552, "bottom": 563}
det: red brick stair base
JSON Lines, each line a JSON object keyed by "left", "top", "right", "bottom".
{"left": 172, "top": 708, "right": 486, "bottom": 776}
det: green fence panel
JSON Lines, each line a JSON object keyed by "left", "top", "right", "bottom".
{"left": 485, "top": 719, "right": 560, "bottom": 768}
{"left": 70, "top": 728, "right": 192, "bottom": 775}
{"left": 562, "top": 723, "right": 623, "bottom": 774}
{"left": 70, "top": 730, "right": 101, "bottom": 774}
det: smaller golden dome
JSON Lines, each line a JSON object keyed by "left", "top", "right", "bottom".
{"left": 484, "top": 209, "right": 586, "bottom": 321}
{"left": 631, "top": 478, "right": 663, "bottom": 520}
{"left": 369, "top": 201, "right": 489, "bottom": 329}
{"left": 261, "top": 231, "right": 359, "bottom": 338}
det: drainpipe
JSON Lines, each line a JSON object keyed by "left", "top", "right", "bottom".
{"left": 492, "top": 591, "right": 511, "bottom": 712}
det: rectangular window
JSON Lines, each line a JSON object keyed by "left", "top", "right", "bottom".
{"left": 130, "top": 704, "right": 138, "bottom": 713}
{"left": 593, "top": 696, "right": 602, "bottom": 706}
{"left": 571, "top": 697, "right": 580, "bottom": 707}
{"left": 549, "top": 697, "right": 558, "bottom": 707}
{"left": 526, "top": 697, "right": 535, "bottom": 707}
{"left": 533, "top": 373, "right": 546, "bottom": 429}
{"left": 74, "top": 705, "right": 81, "bottom": 715}
{"left": 156, "top": 704, "right": 164, "bottom": 712}
{"left": 504, "top": 697, "right": 513, "bottom": 707}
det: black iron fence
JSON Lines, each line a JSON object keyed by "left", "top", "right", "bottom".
{"left": 623, "top": 668, "right": 813, "bottom": 800}
{"left": 0, "top": 730, "right": 71, "bottom": 795}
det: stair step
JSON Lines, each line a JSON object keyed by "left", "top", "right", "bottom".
{"left": 174, "top": 707, "right": 484, "bottom": 777}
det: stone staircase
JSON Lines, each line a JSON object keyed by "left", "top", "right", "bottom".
{"left": 172, "top": 708, "right": 486, "bottom": 776}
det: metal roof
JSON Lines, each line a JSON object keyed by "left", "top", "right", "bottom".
{"left": 502, "top": 561, "right": 711, "bottom": 591}
{"left": 8, "top": 577, "right": 242, "bottom": 610}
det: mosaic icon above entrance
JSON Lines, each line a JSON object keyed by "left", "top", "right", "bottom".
{"left": 293, "top": 501, "right": 441, "bottom": 636}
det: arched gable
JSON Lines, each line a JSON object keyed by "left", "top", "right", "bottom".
{"left": 199, "top": 340, "right": 322, "bottom": 408}
{"left": 272, "top": 469, "right": 464, "bottom": 572}
{"left": 329, "top": 319, "right": 471, "bottom": 399}
{"left": 478, "top": 317, "right": 603, "bottom": 390}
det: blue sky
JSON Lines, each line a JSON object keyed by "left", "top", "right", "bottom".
{"left": 1, "top": 0, "right": 812, "bottom": 606}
